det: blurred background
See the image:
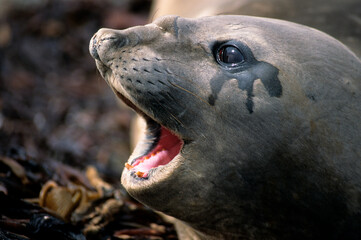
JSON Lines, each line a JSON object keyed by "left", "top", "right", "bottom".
{"left": 0, "top": 0, "right": 152, "bottom": 179}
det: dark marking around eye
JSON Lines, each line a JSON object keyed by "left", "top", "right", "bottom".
{"left": 209, "top": 43, "right": 282, "bottom": 113}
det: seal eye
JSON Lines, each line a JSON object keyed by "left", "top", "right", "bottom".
{"left": 217, "top": 45, "right": 245, "bottom": 65}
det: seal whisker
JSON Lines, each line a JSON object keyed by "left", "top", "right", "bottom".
{"left": 152, "top": 97, "right": 186, "bottom": 129}
{"left": 158, "top": 58, "right": 188, "bottom": 65}
{"left": 168, "top": 112, "right": 185, "bottom": 128}
{"left": 167, "top": 81, "right": 211, "bottom": 107}
{"left": 152, "top": 95, "right": 202, "bottom": 137}
{"left": 154, "top": 58, "right": 219, "bottom": 97}
{"left": 149, "top": 7, "right": 159, "bottom": 23}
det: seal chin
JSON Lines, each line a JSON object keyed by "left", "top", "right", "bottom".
{"left": 112, "top": 88, "right": 184, "bottom": 181}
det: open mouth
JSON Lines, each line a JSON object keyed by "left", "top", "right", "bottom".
{"left": 112, "top": 88, "right": 183, "bottom": 179}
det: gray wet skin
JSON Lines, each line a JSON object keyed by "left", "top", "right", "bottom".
{"left": 90, "top": 15, "right": 361, "bottom": 239}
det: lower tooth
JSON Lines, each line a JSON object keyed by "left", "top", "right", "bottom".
{"left": 125, "top": 163, "right": 133, "bottom": 170}
{"left": 136, "top": 171, "right": 145, "bottom": 177}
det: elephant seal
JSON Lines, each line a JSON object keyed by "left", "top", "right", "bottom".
{"left": 89, "top": 15, "right": 361, "bottom": 239}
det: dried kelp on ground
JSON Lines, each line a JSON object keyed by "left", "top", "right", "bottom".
{"left": 0, "top": 154, "right": 177, "bottom": 239}
{"left": 0, "top": 0, "right": 177, "bottom": 239}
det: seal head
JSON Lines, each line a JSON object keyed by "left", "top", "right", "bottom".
{"left": 90, "top": 15, "right": 361, "bottom": 239}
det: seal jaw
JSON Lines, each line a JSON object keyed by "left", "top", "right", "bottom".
{"left": 111, "top": 88, "right": 184, "bottom": 181}
{"left": 90, "top": 27, "right": 187, "bottom": 184}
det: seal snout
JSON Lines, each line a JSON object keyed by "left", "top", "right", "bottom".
{"left": 89, "top": 34, "right": 101, "bottom": 61}
{"left": 89, "top": 28, "right": 127, "bottom": 62}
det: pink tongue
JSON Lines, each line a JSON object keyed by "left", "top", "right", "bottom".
{"left": 130, "top": 127, "right": 182, "bottom": 177}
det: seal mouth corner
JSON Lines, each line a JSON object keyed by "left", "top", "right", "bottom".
{"left": 112, "top": 88, "right": 184, "bottom": 181}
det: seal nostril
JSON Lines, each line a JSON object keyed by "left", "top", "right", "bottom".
{"left": 89, "top": 28, "right": 127, "bottom": 62}
{"left": 89, "top": 35, "right": 101, "bottom": 61}
{"left": 99, "top": 32, "right": 127, "bottom": 50}
{"left": 100, "top": 36, "right": 116, "bottom": 41}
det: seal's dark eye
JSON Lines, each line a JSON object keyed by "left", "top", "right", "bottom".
{"left": 217, "top": 45, "right": 245, "bottom": 65}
